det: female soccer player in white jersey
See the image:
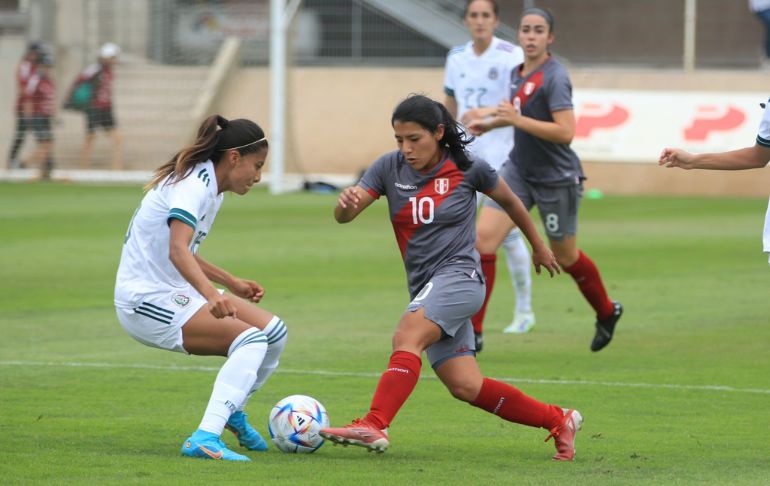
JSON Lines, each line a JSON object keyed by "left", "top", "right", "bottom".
{"left": 468, "top": 8, "right": 623, "bottom": 353}
{"left": 320, "top": 94, "right": 584, "bottom": 461}
{"left": 660, "top": 99, "right": 770, "bottom": 263}
{"left": 114, "top": 115, "right": 288, "bottom": 461}
{"left": 444, "top": 0, "right": 534, "bottom": 344}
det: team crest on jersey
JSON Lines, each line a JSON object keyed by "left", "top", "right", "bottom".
{"left": 434, "top": 178, "right": 450, "bottom": 195}
{"left": 172, "top": 293, "right": 190, "bottom": 307}
{"left": 488, "top": 67, "right": 498, "bottom": 80}
{"left": 523, "top": 82, "right": 536, "bottom": 95}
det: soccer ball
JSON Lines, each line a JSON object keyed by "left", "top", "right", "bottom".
{"left": 268, "top": 395, "right": 330, "bottom": 453}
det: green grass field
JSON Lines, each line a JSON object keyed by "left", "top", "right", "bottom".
{"left": 1, "top": 182, "right": 768, "bottom": 485}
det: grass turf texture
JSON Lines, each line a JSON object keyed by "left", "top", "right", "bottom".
{"left": 0, "top": 182, "right": 768, "bottom": 485}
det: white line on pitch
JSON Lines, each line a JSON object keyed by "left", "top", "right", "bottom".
{"left": 1, "top": 360, "right": 768, "bottom": 395}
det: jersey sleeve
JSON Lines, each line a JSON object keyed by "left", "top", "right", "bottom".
{"left": 546, "top": 65, "right": 574, "bottom": 113}
{"left": 443, "top": 51, "right": 459, "bottom": 98}
{"left": 468, "top": 158, "right": 499, "bottom": 194}
{"left": 757, "top": 100, "right": 770, "bottom": 148}
{"left": 358, "top": 153, "right": 393, "bottom": 199}
{"left": 166, "top": 173, "right": 209, "bottom": 230}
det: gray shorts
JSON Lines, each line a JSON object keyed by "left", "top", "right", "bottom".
{"left": 484, "top": 174, "right": 583, "bottom": 241}
{"left": 405, "top": 266, "right": 484, "bottom": 369}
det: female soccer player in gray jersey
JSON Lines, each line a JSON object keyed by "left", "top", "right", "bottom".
{"left": 444, "top": 0, "right": 534, "bottom": 343}
{"left": 468, "top": 8, "right": 623, "bottom": 352}
{"left": 319, "top": 95, "right": 583, "bottom": 461}
{"left": 114, "top": 115, "right": 288, "bottom": 461}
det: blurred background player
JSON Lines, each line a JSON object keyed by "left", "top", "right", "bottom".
{"left": 8, "top": 42, "right": 43, "bottom": 169}
{"left": 444, "top": 0, "right": 534, "bottom": 346}
{"left": 23, "top": 53, "right": 56, "bottom": 179}
{"left": 69, "top": 42, "right": 123, "bottom": 170}
{"left": 660, "top": 97, "right": 770, "bottom": 262}
{"left": 320, "top": 95, "right": 582, "bottom": 462}
{"left": 750, "top": 0, "right": 770, "bottom": 68}
{"left": 115, "top": 115, "right": 288, "bottom": 461}
{"left": 467, "top": 8, "right": 623, "bottom": 352}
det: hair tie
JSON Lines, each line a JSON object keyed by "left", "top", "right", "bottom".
{"left": 216, "top": 115, "right": 230, "bottom": 129}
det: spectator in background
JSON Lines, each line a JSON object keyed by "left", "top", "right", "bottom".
{"left": 24, "top": 54, "right": 56, "bottom": 180}
{"left": 70, "top": 42, "right": 123, "bottom": 170}
{"left": 751, "top": 0, "right": 770, "bottom": 68}
{"left": 8, "top": 42, "right": 43, "bottom": 169}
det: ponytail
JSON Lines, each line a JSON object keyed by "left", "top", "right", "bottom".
{"left": 434, "top": 101, "right": 474, "bottom": 171}
{"left": 144, "top": 115, "right": 267, "bottom": 191}
{"left": 391, "top": 94, "right": 474, "bottom": 171}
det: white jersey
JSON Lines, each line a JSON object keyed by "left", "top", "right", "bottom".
{"left": 444, "top": 36, "right": 524, "bottom": 171}
{"left": 758, "top": 100, "right": 770, "bottom": 263}
{"left": 115, "top": 160, "right": 224, "bottom": 306}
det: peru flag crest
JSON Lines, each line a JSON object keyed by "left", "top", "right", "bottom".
{"left": 434, "top": 178, "right": 450, "bottom": 195}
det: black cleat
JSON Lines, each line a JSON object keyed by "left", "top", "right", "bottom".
{"left": 591, "top": 301, "right": 623, "bottom": 352}
{"left": 474, "top": 332, "right": 484, "bottom": 353}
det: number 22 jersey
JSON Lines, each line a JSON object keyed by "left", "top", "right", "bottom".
{"left": 358, "top": 151, "right": 499, "bottom": 298}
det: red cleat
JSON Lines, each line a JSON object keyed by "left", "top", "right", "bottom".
{"left": 319, "top": 418, "right": 390, "bottom": 453}
{"left": 544, "top": 409, "right": 583, "bottom": 461}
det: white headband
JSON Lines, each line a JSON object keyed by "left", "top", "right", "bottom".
{"left": 218, "top": 137, "right": 267, "bottom": 151}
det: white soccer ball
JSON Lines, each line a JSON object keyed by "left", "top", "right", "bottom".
{"left": 268, "top": 395, "right": 330, "bottom": 453}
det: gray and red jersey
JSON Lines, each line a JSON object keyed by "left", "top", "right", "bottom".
{"left": 359, "top": 150, "right": 499, "bottom": 297}
{"left": 504, "top": 56, "right": 584, "bottom": 186}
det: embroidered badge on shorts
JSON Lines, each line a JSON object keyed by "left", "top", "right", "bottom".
{"left": 172, "top": 293, "right": 190, "bottom": 307}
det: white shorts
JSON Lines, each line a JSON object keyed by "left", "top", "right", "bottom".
{"left": 115, "top": 286, "right": 209, "bottom": 354}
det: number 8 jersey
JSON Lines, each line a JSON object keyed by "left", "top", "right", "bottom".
{"left": 359, "top": 151, "right": 498, "bottom": 298}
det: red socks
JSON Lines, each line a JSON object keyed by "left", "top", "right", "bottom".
{"left": 471, "top": 253, "right": 497, "bottom": 334}
{"left": 365, "top": 351, "right": 422, "bottom": 430}
{"left": 564, "top": 250, "right": 614, "bottom": 320}
{"left": 471, "top": 377, "right": 563, "bottom": 429}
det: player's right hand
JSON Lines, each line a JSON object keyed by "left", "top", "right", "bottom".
{"left": 208, "top": 293, "right": 237, "bottom": 319}
{"left": 659, "top": 148, "right": 694, "bottom": 169}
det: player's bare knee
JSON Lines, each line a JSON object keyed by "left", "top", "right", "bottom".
{"left": 446, "top": 381, "right": 478, "bottom": 402}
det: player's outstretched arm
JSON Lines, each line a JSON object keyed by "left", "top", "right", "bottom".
{"left": 487, "top": 178, "right": 560, "bottom": 277}
{"left": 334, "top": 185, "right": 375, "bottom": 223}
{"left": 659, "top": 145, "right": 770, "bottom": 171}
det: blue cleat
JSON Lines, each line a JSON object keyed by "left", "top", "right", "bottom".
{"left": 181, "top": 430, "right": 251, "bottom": 461}
{"left": 225, "top": 411, "right": 269, "bottom": 451}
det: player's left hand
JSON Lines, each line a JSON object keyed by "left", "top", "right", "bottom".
{"left": 466, "top": 118, "right": 492, "bottom": 136}
{"left": 531, "top": 244, "right": 561, "bottom": 278}
{"left": 229, "top": 279, "right": 265, "bottom": 302}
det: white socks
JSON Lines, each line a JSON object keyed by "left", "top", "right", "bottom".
{"left": 502, "top": 228, "right": 533, "bottom": 313}
{"left": 197, "top": 327, "right": 268, "bottom": 435}
{"left": 238, "top": 316, "right": 288, "bottom": 411}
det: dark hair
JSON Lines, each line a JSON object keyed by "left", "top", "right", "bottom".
{"left": 520, "top": 7, "right": 555, "bottom": 32}
{"left": 391, "top": 94, "right": 474, "bottom": 171}
{"left": 464, "top": 0, "right": 499, "bottom": 17}
{"left": 145, "top": 115, "right": 268, "bottom": 191}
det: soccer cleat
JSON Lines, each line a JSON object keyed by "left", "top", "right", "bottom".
{"left": 474, "top": 332, "right": 484, "bottom": 353}
{"left": 226, "top": 411, "right": 268, "bottom": 451}
{"left": 544, "top": 408, "right": 583, "bottom": 461}
{"left": 502, "top": 311, "right": 536, "bottom": 334}
{"left": 319, "top": 418, "right": 390, "bottom": 453}
{"left": 591, "top": 301, "right": 623, "bottom": 352}
{"left": 181, "top": 430, "right": 251, "bottom": 461}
